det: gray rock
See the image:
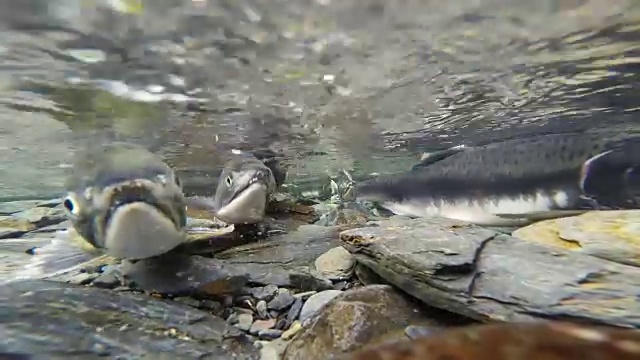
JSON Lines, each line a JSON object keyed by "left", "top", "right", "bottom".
{"left": 215, "top": 225, "right": 343, "bottom": 290}
{"left": 340, "top": 216, "right": 640, "bottom": 328}
{"left": 299, "top": 290, "right": 343, "bottom": 323}
{"left": 0, "top": 279, "right": 258, "bottom": 358}
{"left": 267, "top": 290, "right": 295, "bottom": 311}
{"left": 251, "top": 284, "right": 279, "bottom": 301}
{"left": 284, "top": 298, "right": 304, "bottom": 329}
{"left": 237, "top": 313, "right": 254, "bottom": 332}
{"left": 118, "top": 253, "right": 249, "bottom": 296}
{"left": 315, "top": 246, "right": 356, "bottom": 280}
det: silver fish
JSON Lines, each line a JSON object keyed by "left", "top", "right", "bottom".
{"left": 17, "top": 143, "right": 188, "bottom": 279}
{"left": 355, "top": 132, "right": 640, "bottom": 226}
{"left": 187, "top": 149, "right": 283, "bottom": 225}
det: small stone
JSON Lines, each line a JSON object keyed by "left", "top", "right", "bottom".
{"left": 92, "top": 272, "right": 120, "bottom": 289}
{"left": 258, "top": 329, "right": 283, "bottom": 340}
{"left": 66, "top": 272, "right": 97, "bottom": 285}
{"left": 299, "top": 290, "right": 343, "bottom": 323}
{"left": 281, "top": 321, "right": 302, "bottom": 340}
{"left": 284, "top": 298, "right": 304, "bottom": 329}
{"left": 315, "top": 246, "right": 356, "bottom": 280}
{"left": 256, "top": 300, "right": 269, "bottom": 319}
{"left": 251, "top": 284, "right": 279, "bottom": 301}
{"left": 173, "top": 297, "right": 201, "bottom": 308}
{"left": 236, "top": 313, "right": 254, "bottom": 332}
{"left": 268, "top": 290, "right": 295, "bottom": 311}
{"left": 250, "top": 318, "right": 276, "bottom": 335}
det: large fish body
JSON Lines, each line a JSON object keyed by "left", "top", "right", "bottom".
{"left": 16, "top": 143, "right": 188, "bottom": 279}
{"left": 355, "top": 133, "right": 640, "bottom": 226}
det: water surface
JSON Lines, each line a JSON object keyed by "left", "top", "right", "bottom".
{"left": 0, "top": 0, "right": 638, "bottom": 200}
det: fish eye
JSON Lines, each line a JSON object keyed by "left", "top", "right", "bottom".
{"left": 225, "top": 175, "right": 233, "bottom": 187}
{"left": 63, "top": 196, "right": 80, "bottom": 216}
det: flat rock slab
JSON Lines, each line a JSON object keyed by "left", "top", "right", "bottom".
{"left": 340, "top": 216, "right": 640, "bottom": 328}
{"left": 513, "top": 210, "right": 640, "bottom": 267}
{"left": 215, "top": 224, "right": 345, "bottom": 290}
{"left": 0, "top": 279, "right": 259, "bottom": 359}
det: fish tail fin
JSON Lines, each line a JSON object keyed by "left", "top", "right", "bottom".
{"left": 17, "top": 238, "right": 102, "bottom": 280}
{"left": 580, "top": 139, "right": 640, "bottom": 208}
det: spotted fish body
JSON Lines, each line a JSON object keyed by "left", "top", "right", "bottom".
{"left": 355, "top": 133, "right": 640, "bottom": 226}
{"left": 337, "top": 322, "right": 640, "bottom": 360}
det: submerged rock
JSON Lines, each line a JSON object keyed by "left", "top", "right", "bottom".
{"left": 315, "top": 246, "right": 356, "bottom": 280}
{"left": 283, "top": 285, "right": 461, "bottom": 360}
{"left": 214, "top": 224, "right": 343, "bottom": 290}
{"left": 340, "top": 216, "right": 640, "bottom": 328}
{"left": 337, "top": 321, "right": 640, "bottom": 360}
{"left": 513, "top": 210, "right": 640, "bottom": 267}
{"left": 0, "top": 279, "right": 258, "bottom": 359}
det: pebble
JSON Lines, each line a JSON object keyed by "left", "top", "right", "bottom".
{"left": 258, "top": 329, "right": 283, "bottom": 340}
{"left": 236, "top": 313, "right": 254, "bottom": 332}
{"left": 256, "top": 300, "right": 269, "bottom": 319}
{"left": 299, "top": 290, "right": 343, "bottom": 323}
{"left": 314, "top": 246, "right": 356, "bottom": 280}
{"left": 268, "top": 290, "right": 295, "bottom": 311}
{"left": 250, "top": 319, "right": 276, "bottom": 335}
{"left": 251, "top": 284, "right": 279, "bottom": 301}
{"left": 281, "top": 320, "right": 302, "bottom": 340}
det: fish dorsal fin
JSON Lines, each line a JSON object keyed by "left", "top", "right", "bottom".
{"left": 411, "top": 145, "right": 467, "bottom": 171}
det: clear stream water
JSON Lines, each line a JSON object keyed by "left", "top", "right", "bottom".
{"left": 0, "top": 0, "right": 639, "bottom": 201}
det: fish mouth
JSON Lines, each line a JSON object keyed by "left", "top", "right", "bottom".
{"left": 216, "top": 179, "right": 269, "bottom": 225}
{"left": 101, "top": 180, "right": 186, "bottom": 259}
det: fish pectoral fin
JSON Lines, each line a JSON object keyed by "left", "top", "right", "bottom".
{"left": 580, "top": 140, "right": 640, "bottom": 205}
{"left": 495, "top": 210, "right": 587, "bottom": 221}
{"left": 18, "top": 238, "right": 106, "bottom": 280}
{"left": 412, "top": 145, "right": 468, "bottom": 171}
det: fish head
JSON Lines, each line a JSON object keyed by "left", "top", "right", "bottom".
{"left": 212, "top": 155, "right": 276, "bottom": 225}
{"left": 63, "top": 144, "right": 188, "bottom": 260}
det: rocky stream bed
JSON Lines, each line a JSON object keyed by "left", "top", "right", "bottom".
{"left": 1, "top": 199, "right": 640, "bottom": 359}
